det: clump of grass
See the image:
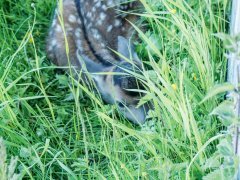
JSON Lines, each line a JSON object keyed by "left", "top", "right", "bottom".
{"left": 0, "top": 0, "right": 236, "bottom": 179}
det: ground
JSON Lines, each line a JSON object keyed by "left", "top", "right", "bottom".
{"left": 0, "top": 0, "right": 236, "bottom": 179}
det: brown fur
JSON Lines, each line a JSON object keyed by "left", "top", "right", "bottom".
{"left": 46, "top": 0, "right": 141, "bottom": 68}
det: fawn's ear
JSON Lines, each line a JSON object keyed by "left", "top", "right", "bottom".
{"left": 76, "top": 50, "right": 109, "bottom": 90}
{"left": 117, "top": 36, "right": 140, "bottom": 62}
{"left": 76, "top": 49, "right": 105, "bottom": 73}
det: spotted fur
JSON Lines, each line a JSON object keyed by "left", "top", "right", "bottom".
{"left": 46, "top": 0, "right": 149, "bottom": 124}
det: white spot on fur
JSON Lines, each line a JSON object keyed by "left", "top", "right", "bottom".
{"left": 102, "top": 5, "right": 107, "bottom": 11}
{"left": 56, "top": 25, "right": 62, "bottom": 32}
{"left": 96, "top": 1, "right": 101, "bottom": 8}
{"left": 87, "top": 12, "right": 92, "bottom": 18}
{"left": 92, "top": 7, "right": 96, "bottom": 12}
{"left": 100, "top": 12, "right": 106, "bottom": 21}
{"left": 87, "top": 23, "right": 92, "bottom": 29}
{"left": 92, "top": 29, "right": 101, "bottom": 40}
{"left": 107, "top": 25, "right": 113, "bottom": 32}
{"left": 51, "top": 39, "right": 57, "bottom": 47}
{"left": 77, "top": 19, "right": 81, "bottom": 24}
{"left": 114, "top": 19, "right": 121, "bottom": 27}
{"left": 75, "top": 28, "right": 81, "bottom": 38}
{"left": 107, "top": 0, "right": 114, "bottom": 6}
{"left": 68, "top": 14, "right": 77, "bottom": 23}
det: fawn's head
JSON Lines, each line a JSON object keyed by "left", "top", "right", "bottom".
{"left": 79, "top": 36, "right": 150, "bottom": 124}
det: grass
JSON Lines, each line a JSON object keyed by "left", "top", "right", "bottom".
{"left": 0, "top": 0, "right": 236, "bottom": 179}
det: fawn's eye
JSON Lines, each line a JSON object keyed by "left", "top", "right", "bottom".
{"left": 117, "top": 101, "right": 125, "bottom": 108}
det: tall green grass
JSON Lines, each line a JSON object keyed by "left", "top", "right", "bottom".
{"left": 0, "top": 0, "right": 234, "bottom": 179}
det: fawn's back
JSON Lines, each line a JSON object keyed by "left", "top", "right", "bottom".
{"left": 47, "top": 0, "right": 140, "bottom": 67}
{"left": 46, "top": 0, "right": 150, "bottom": 124}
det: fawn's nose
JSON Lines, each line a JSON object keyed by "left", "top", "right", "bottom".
{"left": 118, "top": 103, "right": 151, "bottom": 125}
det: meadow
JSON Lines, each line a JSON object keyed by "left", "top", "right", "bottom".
{"left": 0, "top": 0, "right": 236, "bottom": 179}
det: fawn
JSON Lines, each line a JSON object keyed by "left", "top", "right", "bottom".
{"left": 46, "top": 0, "right": 150, "bottom": 124}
